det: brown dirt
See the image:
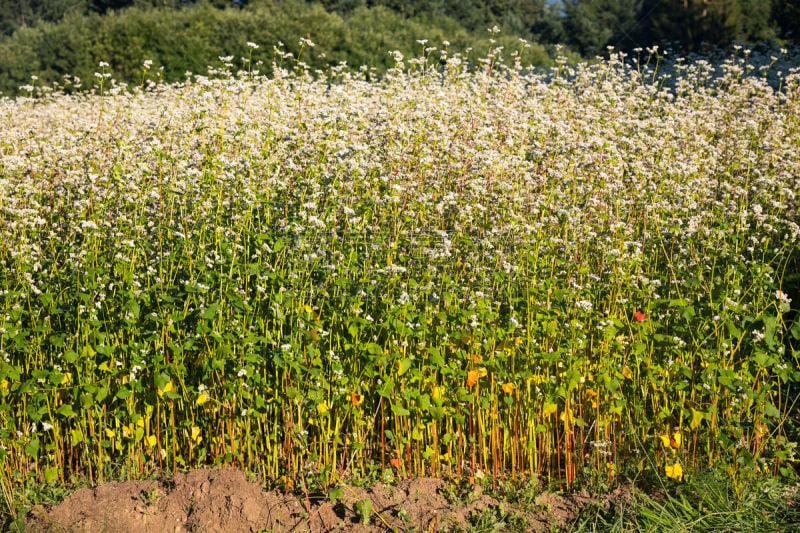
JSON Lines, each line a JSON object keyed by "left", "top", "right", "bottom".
{"left": 26, "top": 468, "right": 631, "bottom": 532}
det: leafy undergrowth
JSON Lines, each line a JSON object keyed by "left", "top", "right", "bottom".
{"left": 570, "top": 470, "right": 800, "bottom": 533}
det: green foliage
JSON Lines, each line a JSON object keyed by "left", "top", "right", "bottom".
{"left": 773, "top": 0, "right": 800, "bottom": 40}
{"left": 353, "top": 498, "right": 373, "bottom": 524}
{"left": 572, "top": 470, "right": 800, "bottom": 532}
{"left": 563, "top": 0, "right": 643, "bottom": 55}
{"left": 0, "top": 0, "right": 552, "bottom": 96}
{"left": 0, "top": 0, "right": 87, "bottom": 36}
{"left": 638, "top": 0, "right": 777, "bottom": 53}
{"left": 2, "top": 0, "right": 798, "bottom": 91}
{"left": 562, "top": 0, "right": 783, "bottom": 55}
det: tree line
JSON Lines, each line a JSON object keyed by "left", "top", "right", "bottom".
{"left": 0, "top": 1, "right": 797, "bottom": 95}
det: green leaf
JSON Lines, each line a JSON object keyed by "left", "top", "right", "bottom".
{"left": 154, "top": 373, "right": 171, "bottom": 391}
{"left": 391, "top": 404, "right": 410, "bottom": 416}
{"left": 328, "top": 487, "right": 344, "bottom": 503}
{"left": 164, "top": 391, "right": 182, "bottom": 401}
{"left": 417, "top": 394, "right": 430, "bottom": 411}
{"left": 427, "top": 347, "right": 444, "bottom": 366}
{"left": 44, "top": 466, "right": 59, "bottom": 483}
{"left": 25, "top": 438, "right": 39, "bottom": 458}
{"left": 201, "top": 303, "right": 220, "bottom": 320}
{"left": 764, "top": 402, "right": 780, "bottom": 419}
{"left": 790, "top": 321, "right": 800, "bottom": 341}
{"left": 116, "top": 388, "right": 132, "bottom": 400}
{"left": 397, "top": 358, "right": 413, "bottom": 376}
{"left": 70, "top": 429, "right": 84, "bottom": 446}
{"left": 56, "top": 405, "right": 76, "bottom": 418}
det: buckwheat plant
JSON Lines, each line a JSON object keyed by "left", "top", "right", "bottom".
{"left": 0, "top": 42, "right": 798, "bottom": 494}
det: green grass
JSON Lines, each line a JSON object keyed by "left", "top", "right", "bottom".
{"left": 572, "top": 471, "right": 799, "bottom": 532}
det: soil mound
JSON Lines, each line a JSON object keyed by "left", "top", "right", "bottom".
{"left": 27, "top": 468, "right": 623, "bottom": 532}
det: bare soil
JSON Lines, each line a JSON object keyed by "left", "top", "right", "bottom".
{"left": 26, "top": 467, "right": 630, "bottom": 532}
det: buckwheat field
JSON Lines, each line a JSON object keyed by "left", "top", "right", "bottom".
{"left": 1, "top": 43, "right": 798, "bottom": 494}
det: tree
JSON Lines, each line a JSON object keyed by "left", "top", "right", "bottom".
{"left": 0, "top": 0, "right": 90, "bottom": 35}
{"left": 563, "top": 0, "right": 643, "bottom": 55}
{"left": 772, "top": 0, "right": 800, "bottom": 40}
{"left": 638, "top": 0, "right": 775, "bottom": 52}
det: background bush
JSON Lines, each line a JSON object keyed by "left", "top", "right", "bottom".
{"left": 0, "top": 0, "right": 555, "bottom": 96}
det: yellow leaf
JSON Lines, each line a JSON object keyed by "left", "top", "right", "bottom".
{"left": 196, "top": 393, "right": 209, "bottom": 406}
{"left": 585, "top": 388, "right": 598, "bottom": 409}
{"left": 397, "top": 359, "right": 412, "bottom": 377}
{"left": 303, "top": 304, "right": 312, "bottom": 314}
{"left": 317, "top": 402, "right": 329, "bottom": 414}
{"left": 61, "top": 373, "right": 72, "bottom": 385}
{"left": 432, "top": 386, "right": 443, "bottom": 399}
{"left": 190, "top": 426, "right": 201, "bottom": 442}
{"left": 105, "top": 428, "right": 115, "bottom": 439}
{"left": 543, "top": 402, "right": 558, "bottom": 417}
{"left": 136, "top": 418, "right": 145, "bottom": 428}
{"left": 671, "top": 432, "right": 682, "bottom": 449}
{"left": 478, "top": 367, "right": 488, "bottom": 378}
{"left": 660, "top": 434, "right": 671, "bottom": 448}
{"left": 690, "top": 408, "right": 703, "bottom": 430}
{"left": 145, "top": 435, "right": 157, "bottom": 448}
{"left": 622, "top": 365, "right": 632, "bottom": 380}
{"left": 158, "top": 380, "right": 174, "bottom": 398}
{"left": 665, "top": 462, "right": 683, "bottom": 480}
{"left": 122, "top": 425, "right": 130, "bottom": 438}
{"left": 350, "top": 391, "right": 363, "bottom": 406}
{"left": 502, "top": 383, "right": 514, "bottom": 394}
